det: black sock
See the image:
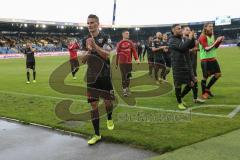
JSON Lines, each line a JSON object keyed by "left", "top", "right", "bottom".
{"left": 207, "top": 76, "right": 218, "bottom": 90}
{"left": 163, "top": 68, "right": 170, "bottom": 80}
{"left": 33, "top": 71, "right": 36, "bottom": 80}
{"left": 181, "top": 85, "right": 192, "bottom": 98}
{"left": 154, "top": 67, "right": 159, "bottom": 80}
{"left": 107, "top": 112, "right": 112, "bottom": 120}
{"left": 201, "top": 80, "right": 207, "bottom": 94}
{"left": 27, "top": 72, "right": 30, "bottom": 81}
{"left": 122, "top": 80, "right": 126, "bottom": 89}
{"left": 72, "top": 71, "right": 75, "bottom": 77}
{"left": 175, "top": 87, "right": 182, "bottom": 104}
{"left": 166, "top": 68, "right": 170, "bottom": 75}
{"left": 91, "top": 109, "right": 100, "bottom": 136}
{"left": 72, "top": 68, "right": 79, "bottom": 77}
{"left": 107, "top": 109, "right": 112, "bottom": 120}
{"left": 192, "top": 82, "right": 198, "bottom": 99}
{"left": 126, "top": 79, "right": 130, "bottom": 88}
{"left": 74, "top": 68, "right": 79, "bottom": 76}
{"left": 160, "top": 67, "right": 166, "bottom": 79}
{"left": 105, "top": 102, "right": 113, "bottom": 120}
{"left": 149, "top": 65, "right": 153, "bottom": 75}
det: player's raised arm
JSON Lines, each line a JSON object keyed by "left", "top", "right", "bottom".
{"left": 80, "top": 38, "right": 91, "bottom": 64}
{"left": 199, "top": 35, "right": 222, "bottom": 52}
{"left": 199, "top": 23, "right": 224, "bottom": 52}
{"left": 89, "top": 37, "right": 110, "bottom": 60}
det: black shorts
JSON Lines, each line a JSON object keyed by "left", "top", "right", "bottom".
{"left": 26, "top": 61, "right": 35, "bottom": 70}
{"left": 173, "top": 74, "right": 194, "bottom": 87}
{"left": 163, "top": 54, "right": 171, "bottom": 68}
{"left": 148, "top": 57, "right": 154, "bottom": 64}
{"left": 70, "top": 59, "right": 79, "bottom": 71}
{"left": 201, "top": 60, "right": 221, "bottom": 78}
{"left": 154, "top": 58, "right": 165, "bottom": 66}
{"left": 87, "top": 77, "right": 115, "bottom": 103}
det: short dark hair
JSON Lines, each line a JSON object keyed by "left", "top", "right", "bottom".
{"left": 171, "top": 24, "right": 180, "bottom": 30}
{"left": 182, "top": 26, "right": 190, "bottom": 29}
{"left": 122, "top": 30, "right": 129, "bottom": 34}
{"left": 171, "top": 24, "right": 181, "bottom": 34}
{"left": 88, "top": 14, "right": 99, "bottom": 23}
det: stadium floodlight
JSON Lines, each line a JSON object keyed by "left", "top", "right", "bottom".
{"left": 35, "top": 24, "right": 39, "bottom": 28}
{"left": 99, "top": 27, "right": 102, "bottom": 31}
{"left": 61, "top": 26, "right": 64, "bottom": 29}
{"left": 113, "top": 28, "right": 116, "bottom": 30}
{"left": 135, "top": 27, "right": 140, "bottom": 31}
{"left": 80, "top": 26, "right": 84, "bottom": 30}
{"left": 24, "top": 24, "right": 28, "bottom": 27}
{"left": 41, "top": 24, "right": 46, "bottom": 28}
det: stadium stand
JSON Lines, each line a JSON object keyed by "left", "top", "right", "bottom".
{"left": 0, "top": 18, "right": 239, "bottom": 53}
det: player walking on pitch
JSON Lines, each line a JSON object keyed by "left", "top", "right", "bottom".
{"left": 82, "top": 14, "right": 115, "bottom": 145}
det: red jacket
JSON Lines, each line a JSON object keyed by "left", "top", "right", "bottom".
{"left": 116, "top": 40, "right": 138, "bottom": 64}
{"left": 68, "top": 43, "right": 80, "bottom": 60}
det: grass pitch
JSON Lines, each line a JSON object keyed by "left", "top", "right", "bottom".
{"left": 0, "top": 47, "right": 240, "bottom": 154}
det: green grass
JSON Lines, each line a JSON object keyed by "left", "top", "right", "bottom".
{"left": 0, "top": 47, "right": 240, "bottom": 154}
{"left": 150, "top": 128, "right": 240, "bottom": 160}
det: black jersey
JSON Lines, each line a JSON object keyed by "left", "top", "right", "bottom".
{"left": 24, "top": 48, "right": 35, "bottom": 62}
{"left": 152, "top": 38, "right": 165, "bottom": 60}
{"left": 143, "top": 43, "right": 153, "bottom": 59}
{"left": 82, "top": 32, "right": 111, "bottom": 80}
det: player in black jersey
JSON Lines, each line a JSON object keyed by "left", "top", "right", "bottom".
{"left": 81, "top": 14, "right": 115, "bottom": 145}
{"left": 162, "top": 34, "right": 171, "bottom": 81}
{"left": 182, "top": 26, "right": 205, "bottom": 104}
{"left": 23, "top": 43, "right": 36, "bottom": 84}
{"left": 143, "top": 36, "right": 154, "bottom": 76}
{"left": 152, "top": 32, "right": 168, "bottom": 84}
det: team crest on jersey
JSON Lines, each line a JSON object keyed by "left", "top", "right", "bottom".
{"left": 98, "top": 38, "right": 104, "bottom": 44}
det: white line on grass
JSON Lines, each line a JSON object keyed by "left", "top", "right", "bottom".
{"left": 0, "top": 90, "right": 87, "bottom": 103}
{"left": 228, "top": 106, "right": 240, "bottom": 118}
{"left": 118, "top": 104, "right": 230, "bottom": 118}
{"left": 0, "top": 90, "right": 236, "bottom": 119}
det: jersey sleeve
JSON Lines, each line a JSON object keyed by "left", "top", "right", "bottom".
{"left": 199, "top": 35, "right": 221, "bottom": 51}
{"left": 68, "top": 44, "right": 73, "bottom": 50}
{"left": 130, "top": 41, "right": 139, "bottom": 60}
{"left": 75, "top": 43, "right": 80, "bottom": 49}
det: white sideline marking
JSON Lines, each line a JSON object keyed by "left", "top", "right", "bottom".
{"left": 228, "top": 106, "right": 240, "bottom": 118}
{"left": 119, "top": 104, "right": 229, "bottom": 118}
{"left": 0, "top": 90, "right": 237, "bottom": 119}
{"left": 0, "top": 90, "right": 87, "bottom": 103}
